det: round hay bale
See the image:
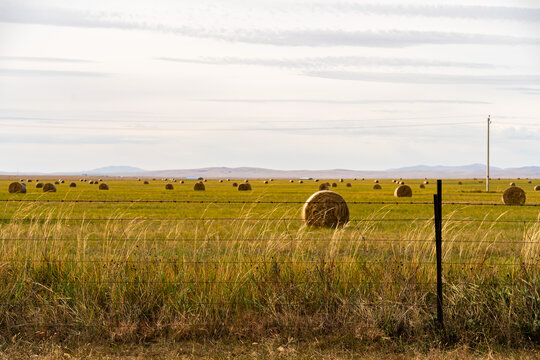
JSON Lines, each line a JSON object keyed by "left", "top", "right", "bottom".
{"left": 219, "top": 179, "right": 223, "bottom": 183}
{"left": 69, "top": 182, "right": 76, "bottom": 188}
{"left": 55, "top": 181, "right": 60, "bottom": 185}
{"left": 534, "top": 185, "right": 540, "bottom": 191}
{"left": 269, "top": 179, "right": 274, "bottom": 182}
{"left": 36, "top": 183, "right": 43, "bottom": 189}
{"left": 502, "top": 186, "right": 526, "bottom": 205}
{"left": 399, "top": 181, "right": 405, "bottom": 185}
{"left": 394, "top": 185, "right": 412, "bottom": 198}
{"left": 527, "top": 180, "right": 532, "bottom": 184}
{"left": 346, "top": 183, "right": 352, "bottom": 187}
{"left": 19, "top": 179, "right": 24, "bottom": 182}
{"left": 331, "top": 183, "right": 337, "bottom": 188}
{"left": 232, "top": 182, "right": 238, "bottom": 187}
{"left": 419, "top": 184, "right": 425, "bottom": 189}
{"left": 227, "top": 179, "right": 231, "bottom": 181}
{"left": 43, "top": 183, "right": 56, "bottom": 192}
{"left": 458, "top": 181, "right": 462, "bottom": 185}
{"left": 339, "top": 178, "right": 344, "bottom": 183}
{"left": 144, "top": 181, "right": 149, "bottom": 184}
{"left": 99, "top": 183, "right": 109, "bottom": 190}
{"left": 8, "top": 182, "right": 26, "bottom": 194}
{"left": 98, "top": 179, "right": 102, "bottom": 182}
{"left": 314, "top": 179, "right": 319, "bottom": 182}
{"left": 263, "top": 180, "right": 268, "bottom": 184}
{"left": 27, "top": 179, "right": 32, "bottom": 183}
{"left": 80, "top": 179, "right": 84, "bottom": 182}
{"left": 299, "top": 180, "right": 303, "bottom": 184}
{"left": 289, "top": 180, "right": 294, "bottom": 183}
{"left": 319, "top": 183, "right": 330, "bottom": 191}
{"left": 373, "top": 184, "right": 382, "bottom": 190}
{"left": 137, "top": 178, "right": 141, "bottom": 181}
{"left": 165, "top": 184, "right": 174, "bottom": 190}
{"left": 194, "top": 182, "right": 205, "bottom": 191}
{"left": 478, "top": 180, "right": 483, "bottom": 183}
{"left": 509, "top": 182, "right": 515, "bottom": 187}
{"left": 302, "top": 190, "right": 349, "bottom": 228}
{"left": 180, "top": 180, "right": 184, "bottom": 184}
{"left": 60, "top": 180, "right": 65, "bottom": 184}
{"left": 374, "top": 180, "right": 379, "bottom": 183}
{"left": 238, "top": 183, "right": 252, "bottom": 191}
{"left": 244, "top": 180, "right": 249, "bottom": 183}
{"left": 424, "top": 180, "right": 429, "bottom": 185}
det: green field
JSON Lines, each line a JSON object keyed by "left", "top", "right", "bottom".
{"left": 0, "top": 177, "right": 538, "bottom": 352}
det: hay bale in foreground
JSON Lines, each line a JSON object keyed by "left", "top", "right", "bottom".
{"left": 8, "top": 182, "right": 26, "bottom": 194}
{"left": 194, "top": 182, "right": 205, "bottom": 191}
{"left": 36, "top": 183, "right": 43, "bottom": 189}
{"left": 43, "top": 183, "right": 56, "bottom": 192}
{"left": 232, "top": 182, "right": 238, "bottom": 187}
{"left": 302, "top": 190, "right": 349, "bottom": 228}
{"left": 319, "top": 183, "right": 330, "bottom": 191}
{"left": 69, "top": 182, "right": 77, "bottom": 188}
{"left": 373, "top": 184, "right": 382, "bottom": 190}
{"left": 502, "top": 187, "right": 526, "bottom": 205}
{"left": 346, "top": 183, "right": 352, "bottom": 187}
{"left": 238, "top": 183, "right": 252, "bottom": 191}
{"left": 535, "top": 185, "right": 540, "bottom": 191}
{"left": 509, "top": 182, "right": 516, "bottom": 186}
{"left": 99, "top": 183, "right": 109, "bottom": 190}
{"left": 165, "top": 184, "right": 174, "bottom": 190}
{"left": 394, "top": 185, "right": 412, "bottom": 198}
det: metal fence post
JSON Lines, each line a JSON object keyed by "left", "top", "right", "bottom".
{"left": 433, "top": 179, "right": 444, "bottom": 329}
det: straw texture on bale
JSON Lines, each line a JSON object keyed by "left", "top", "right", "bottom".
{"left": 509, "top": 182, "right": 515, "bottom": 186}
{"left": 165, "top": 184, "right": 174, "bottom": 190}
{"left": 238, "top": 183, "right": 252, "bottom": 191}
{"left": 232, "top": 183, "right": 238, "bottom": 187}
{"left": 502, "top": 186, "right": 526, "bottom": 205}
{"left": 43, "top": 183, "right": 56, "bottom": 192}
{"left": 194, "top": 182, "right": 205, "bottom": 191}
{"left": 69, "top": 182, "right": 76, "bottom": 188}
{"left": 36, "top": 183, "right": 43, "bottom": 189}
{"left": 302, "top": 190, "right": 349, "bottom": 228}
{"left": 535, "top": 185, "right": 540, "bottom": 191}
{"left": 8, "top": 182, "right": 26, "bottom": 194}
{"left": 99, "top": 183, "right": 109, "bottom": 190}
{"left": 394, "top": 185, "right": 413, "bottom": 198}
{"left": 346, "top": 183, "right": 352, "bottom": 187}
{"left": 373, "top": 184, "right": 382, "bottom": 190}
{"left": 319, "top": 183, "right": 330, "bottom": 191}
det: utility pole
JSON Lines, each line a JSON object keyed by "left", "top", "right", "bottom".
{"left": 486, "top": 115, "right": 491, "bottom": 192}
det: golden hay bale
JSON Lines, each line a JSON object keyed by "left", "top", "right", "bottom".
{"left": 165, "top": 184, "right": 174, "bottom": 190}
{"left": 55, "top": 181, "right": 60, "bottom": 185}
{"left": 527, "top": 180, "right": 532, "bottom": 184}
{"left": 98, "top": 179, "right": 102, "bottom": 182}
{"left": 204, "top": 179, "right": 207, "bottom": 182}
{"left": 319, "top": 183, "right": 330, "bottom": 191}
{"left": 244, "top": 180, "right": 249, "bottom": 183}
{"left": 194, "top": 182, "right": 205, "bottom": 191}
{"left": 99, "top": 183, "right": 109, "bottom": 190}
{"left": 399, "top": 181, "right": 405, "bottom": 185}
{"left": 137, "top": 178, "right": 141, "bottom": 181}
{"left": 238, "top": 183, "right": 252, "bottom": 191}
{"left": 60, "top": 180, "right": 65, "bottom": 184}
{"left": 314, "top": 179, "right": 319, "bottom": 182}
{"left": 535, "top": 185, "right": 540, "bottom": 191}
{"left": 339, "top": 178, "right": 344, "bottom": 182}
{"left": 219, "top": 179, "right": 223, "bottom": 183}
{"left": 509, "top": 182, "right": 515, "bottom": 186}
{"left": 289, "top": 180, "right": 294, "bottom": 183}
{"left": 232, "top": 182, "right": 238, "bottom": 187}
{"left": 394, "top": 185, "right": 413, "bottom": 198}
{"left": 302, "top": 190, "right": 349, "bottom": 228}
{"left": 331, "top": 183, "right": 337, "bottom": 187}
{"left": 299, "top": 180, "right": 303, "bottom": 184}
{"left": 80, "top": 179, "right": 84, "bottom": 182}
{"left": 419, "top": 184, "right": 425, "bottom": 189}
{"left": 19, "top": 179, "right": 24, "bottom": 182}
{"left": 8, "top": 182, "right": 26, "bottom": 194}
{"left": 502, "top": 186, "right": 526, "bottom": 205}
{"left": 458, "top": 181, "right": 462, "bottom": 185}
{"left": 424, "top": 180, "right": 429, "bottom": 185}
{"left": 144, "top": 181, "right": 149, "bottom": 184}
{"left": 346, "top": 183, "right": 352, "bottom": 187}
{"left": 180, "top": 180, "right": 184, "bottom": 184}
{"left": 43, "top": 183, "right": 56, "bottom": 192}
{"left": 69, "top": 182, "right": 77, "bottom": 188}
{"left": 478, "top": 180, "right": 483, "bottom": 183}
{"left": 374, "top": 180, "right": 379, "bottom": 183}
{"left": 36, "top": 183, "right": 43, "bottom": 189}
{"left": 263, "top": 180, "right": 268, "bottom": 184}
{"left": 227, "top": 178, "right": 231, "bottom": 181}
{"left": 27, "top": 179, "right": 32, "bottom": 183}
{"left": 373, "top": 184, "right": 382, "bottom": 190}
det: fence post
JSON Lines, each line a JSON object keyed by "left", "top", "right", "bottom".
{"left": 433, "top": 179, "right": 444, "bottom": 329}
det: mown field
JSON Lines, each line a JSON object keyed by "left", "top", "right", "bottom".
{"left": 0, "top": 177, "right": 538, "bottom": 354}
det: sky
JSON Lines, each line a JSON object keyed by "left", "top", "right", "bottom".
{"left": 0, "top": 0, "right": 539, "bottom": 173}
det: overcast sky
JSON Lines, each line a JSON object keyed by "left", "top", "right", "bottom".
{"left": 0, "top": 0, "right": 539, "bottom": 173}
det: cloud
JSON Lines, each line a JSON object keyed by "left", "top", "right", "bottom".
{"left": 503, "top": 87, "right": 540, "bottom": 95}
{"left": 304, "top": 70, "right": 540, "bottom": 85}
{"left": 0, "top": 69, "right": 108, "bottom": 77}
{"left": 200, "top": 99, "right": 490, "bottom": 105}
{"left": 157, "top": 56, "right": 494, "bottom": 69}
{"left": 2, "top": 2, "right": 540, "bottom": 48}
{"left": 0, "top": 56, "right": 94, "bottom": 63}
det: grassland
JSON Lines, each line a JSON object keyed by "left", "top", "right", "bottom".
{"left": 0, "top": 177, "right": 538, "bottom": 356}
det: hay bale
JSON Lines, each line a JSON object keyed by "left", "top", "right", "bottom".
{"left": 339, "top": 178, "right": 344, "bottom": 183}
{"left": 528, "top": 180, "right": 532, "bottom": 184}
{"left": 80, "top": 179, "right": 84, "bottom": 182}
{"left": 263, "top": 180, "right": 268, "bottom": 184}
{"left": 36, "top": 183, "right": 43, "bottom": 188}
{"left": 399, "top": 181, "right": 405, "bottom": 185}
{"left": 394, "top": 185, "right": 412, "bottom": 198}
{"left": 319, "top": 183, "right": 330, "bottom": 191}
{"left": 219, "top": 179, "right": 223, "bottom": 183}
{"left": 27, "top": 179, "right": 32, "bottom": 183}
{"left": 478, "top": 180, "right": 483, "bottom": 183}
{"left": 299, "top": 180, "right": 303, "bottom": 184}
{"left": 346, "top": 183, "right": 352, "bottom": 187}
{"left": 535, "top": 185, "right": 540, "bottom": 191}
{"left": 244, "top": 180, "right": 249, "bottom": 183}
{"left": 165, "top": 184, "right": 174, "bottom": 190}
{"left": 99, "top": 183, "right": 109, "bottom": 190}
{"left": 458, "top": 181, "right": 462, "bottom": 185}
{"left": 137, "top": 178, "right": 141, "bottom": 181}
{"left": 60, "top": 180, "right": 65, "bottom": 184}
{"left": 43, "top": 183, "right": 56, "bottom": 192}
{"left": 289, "top": 180, "right": 294, "bottom": 183}
{"left": 194, "top": 182, "right": 205, "bottom": 191}
{"left": 502, "top": 186, "right": 526, "bottom": 205}
{"left": 98, "top": 179, "right": 102, "bottom": 182}
{"left": 180, "top": 180, "right": 184, "bottom": 184}
{"left": 238, "top": 183, "right": 252, "bottom": 191}
{"left": 8, "top": 182, "right": 26, "bottom": 194}
{"left": 314, "top": 179, "right": 319, "bottom": 182}
{"left": 331, "top": 183, "right": 337, "bottom": 188}
{"left": 424, "top": 181, "right": 429, "bottom": 185}
{"left": 144, "top": 181, "right": 149, "bottom": 184}
{"left": 55, "top": 181, "right": 60, "bottom": 185}
{"left": 419, "top": 184, "right": 425, "bottom": 189}
{"left": 232, "top": 182, "right": 238, "bottom": 187}
{"left": 373, "top": 184, "right": 382, "bottom": 190}
{"left": 509, "top": 182, "right": 515, "bottom": 187}
{"left": 227, "top": 179, "right": 231, "bottom": 181}
{"left": 69, "top": 182, "right": 76, "bottom": 188}
{"left": 302, "top": 190, "right": 349, "bottom": 228}
{"left": 374, "top": 180, "right": 379, "bottom": 183}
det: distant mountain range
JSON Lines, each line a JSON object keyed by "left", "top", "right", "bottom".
{"left": 2, "top": 164, "right": 539, "bottom": 179}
